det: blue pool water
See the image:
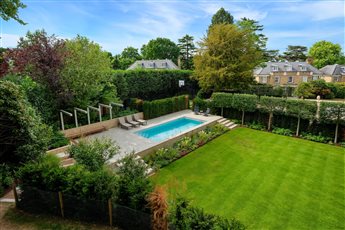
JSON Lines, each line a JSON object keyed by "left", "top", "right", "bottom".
{"left": 135, "top": 117, "right": 204, "bottom": 142}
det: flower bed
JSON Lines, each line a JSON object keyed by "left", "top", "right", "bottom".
{"left": 143, "top": 124, "right": 228, "bottom": 170}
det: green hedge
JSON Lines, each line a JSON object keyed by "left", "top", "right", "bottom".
{"left": 143, "top": 95, "right": 189, "bottom": 119}
{"left": 112, "top": 69, "right": 199, "bottom": 100}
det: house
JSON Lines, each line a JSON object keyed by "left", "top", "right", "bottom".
{"left": 127, "top": 59, "right": 179, "bottom": 70}
{"left": 320, "top": 64, "right": 345, "bottom": 83}
{"left": 254, "top": 61, "right": 322, "bottom": 87}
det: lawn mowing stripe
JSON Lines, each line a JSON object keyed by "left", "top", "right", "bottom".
{"left": 152, "top": 128, "right": 345, "bottom": 229}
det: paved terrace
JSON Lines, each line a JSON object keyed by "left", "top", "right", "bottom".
{"left": 87, "top": 110, "right": 221, "bottom": 163}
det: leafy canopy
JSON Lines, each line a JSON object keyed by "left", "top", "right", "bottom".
{"left": 210, "top": 7, "right": 234, "bottom": 26}
{"left": 194, "top": 24, "right": 262, "bottom": 91}
{"left": 178, "top": 34, "right": 196, "bottom": 70}
{"left": 0, "top": 0, "right": 26, "bottom": 24}
{"left": 141, "top": 37, "right": 180, "bottom": 64}
{"left": 0, "top": 80, "right": 52, "bottom": 166}
{"left": 282, "top": 45, "right": 308, "bottom": 62}
{"left": 308, "top": 40, "right": 342, "bottom": 68}
{"left": 61, "top": 35, "right": 115, "bottom": 108}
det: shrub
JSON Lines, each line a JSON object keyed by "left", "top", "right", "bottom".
{"left": 143, "top": 95, "right": 189, "bottom": 119}
{"left": 0, "top": 164, "right": 14, "bottom": 196}
{"left": 248, "top": 122, "right": 265, "bottom": 131}
{"left": 17, "top": 154, "right": 118, "bottom": 201}
{"left": 49, "top": 130, "right": 69, "bottom": 149}
{"left": 112, "top": 69, "right": 198, "bottom": 100}
{"left": 272, "top": 127, "right": 293, "bottom": 136}
{"left": 117, "top": 154, "right": 153, "bottom": 211}
{"left": 170, "top": 196, "right": 245, "bottom": 230}
{"left": 144, "top": 148, "right": 180, "bottom": 169}
{"left": 176, "top": 137, "right": 197, "bottom": 154}
{"left": 300, "top": 132, "right": 332, "bottom": 143}
{"left": 68, "top": 138, "right": 120, "bottom": 171}
{"left": 195, "top": 130, "right": 211, "bottom": 145}
{"left": 193, "top": 97, "right": 209, "bottom": 111}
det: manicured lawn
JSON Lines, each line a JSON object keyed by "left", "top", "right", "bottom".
{"left": 152, "top": 128, "right": 345, "bottom": 229}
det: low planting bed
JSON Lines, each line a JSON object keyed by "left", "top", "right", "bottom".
{"left": 152, "top": 128, "right": 344, "bottom": 229}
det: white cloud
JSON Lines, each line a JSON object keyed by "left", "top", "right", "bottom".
{"left": 275, "top": 1, "right": 344, "bottom": 21}
{"left": 1, "top": 34, "right": 20, "bottom": 48}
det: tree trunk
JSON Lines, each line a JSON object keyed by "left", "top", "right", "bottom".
{"left": 268, "top": 112, "right": 273, "bottom": 131}
{"left": 221, "top": 107, "right": 223, "bottom": 117}
{"left": 334, "top": 122, "right": 339, "bottom": 144}
{"left": 296, "top": 116, "right": 301, "bottom": 136}
{"left": 241, "top": 110, "right": 245, "bottom": 126}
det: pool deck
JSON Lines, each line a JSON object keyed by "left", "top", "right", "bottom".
{"left": 87, "top": 110, "right": 222, "bottom": 163}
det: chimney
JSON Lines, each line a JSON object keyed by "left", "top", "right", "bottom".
{"left": 306, "top": 57, "right": 313, "bottom": 65}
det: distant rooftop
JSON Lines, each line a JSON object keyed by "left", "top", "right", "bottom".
{"left": 254, "top": 61, "right": 321, "bottom": 75}
{"left": 320, "top": 64, "right": 345, "bottom": 75}
{"left": 127, "top": 59, "right": 179, "bottom": 70}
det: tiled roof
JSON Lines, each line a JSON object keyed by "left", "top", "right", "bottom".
{"left": 320, "top": 64, "right": 345, "bottom": 75}
{"left": 127, "top": 59, "right": 179, "bottom": 70}
{"left": 254, "top": 61, "right": 322, "bottom": 75}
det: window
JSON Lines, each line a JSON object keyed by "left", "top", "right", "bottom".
{"left": 312, "top": 76, "right": 319, "bottom": 80}
{"left": 288, "top": 76, "right": 293, "bottom": 83}
{"left": 341, "top": 67, "right": 345, "bottom": 73}
{"left": 285, "top": 65, "right": 292, "bottom": 71}
{"left": 271, "top": 65, "right": 278, "bottom": 71}
{"left": 274, "top": 76, "right": 280, "bottom": 84}
{"left": 162, "top": 62, "right": 168, "bottom": 68}
{"left": 299, "top": 65, "right": 307, "bottom": 71}
{"left": 302, "top": 76, "right": 308, "bottom": 82}
{"left": 334, "top": 76, "right": 339, "bottom": 82}
{"left": 261, "top": 76, "right": 267, "bottom": 83}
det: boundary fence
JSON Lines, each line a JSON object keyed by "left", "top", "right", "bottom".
{"left": 14, "top": 185, "right": 151, "bottom": 230}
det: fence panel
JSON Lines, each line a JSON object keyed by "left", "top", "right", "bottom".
{"left": 17, "top": 186, "right": 60, "bottom": 216}
{"left": 112, "top": 204, "right": 151, "bottom": 230}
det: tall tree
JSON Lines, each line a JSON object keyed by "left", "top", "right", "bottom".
{"left": 210, "top": 7, "right": 234, "bottom": 26}
{"left": 141, "top": 38, "right": 180, "bottom": 64}
{"left": 0, "top": 30, "right": 66, "bottom": 102}
{"left": 194, "top": 24, "right": 262, "bottom": 91}
{"left": 281, "top": 45, "right": 308, "bottom": 61}
{"left": 263, "top": 49, "right": 281, "bottom": 62}
{"left": 232, "top": 94, "right": 258, "bottom": 125}
{"left": 0, "top": 80, "right": 51, "bottom": 166}
{"left": 121, "top": 46, "right": 141, "bottom": 60}
{"left": 237, "top": 18, "right": 267, "bottom": 52}
{"left": 61, "top": 35, "right": 115, "bottom": 107}
{"left": 0, "top": 0, "right": 26, "bottom": 25}
{"left": 309, "top": 41, "right": 342, "bottom": 68}
{"left": 178, "top": 35, "right": 196, "bottom": 70}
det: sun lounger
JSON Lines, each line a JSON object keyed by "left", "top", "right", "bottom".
{"left": 118, "top": 117, "right": 133, "bottom": 129}
{"left": 194, "top": 105, "right": 200, "bottom": 115}
{"left": 133, "top": 114, "right": 147, "bottom": 125}
{"left": 126, "top": 115, "right": 140, "bottom": 127}
{"left": 203, "top": 108, "right": 210, "bottom": 116}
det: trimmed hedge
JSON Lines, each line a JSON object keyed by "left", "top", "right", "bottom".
{"left": 112, "top": 69, "right": 199, "bottom": 100}
{"left": 143, "top": 95, "right": 189, "bottom": 119}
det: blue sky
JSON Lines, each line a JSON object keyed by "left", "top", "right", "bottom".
{"left": 1, "top": 0, "right": 344, "bottom": 54}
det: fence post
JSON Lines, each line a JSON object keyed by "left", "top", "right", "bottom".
{"left": 108, "top": 199, "right": 113, "bottom": 226}
{"left": 13, "top": 183, "right": 19, "bottom": 207}
{"left": 58, "top": 191, "right": 64, "bottom": 218}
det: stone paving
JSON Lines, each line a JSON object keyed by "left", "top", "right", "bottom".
{"left": 87, "top": 110, "right": 221, "bottom": 163}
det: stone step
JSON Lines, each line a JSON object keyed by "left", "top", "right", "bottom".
{"left": 217, "top": 118, "right": 226, "bottom": 123}
{"left": 225, "top": 122, "right": 234, "bottom": 127}
{"left": 229, "top": 124, "right": 237, "bottom": 129}
{"left": 221, "top": 120, "right": 231, "bottom": 126}
{"left": 56, "top": 152, "right": 69, "bottom": 159}
{"left": 61, "top": 158, "right": 76, "bottom": 167}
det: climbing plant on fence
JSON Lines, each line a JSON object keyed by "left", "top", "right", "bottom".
{"left": 143, "top": 95, "right": 189, "bottom": 119}
{"left": 319, "top": 102, "right": 345, "bottom": 143}
{"left": 285, "top": 99, "right": 317, "bottom": 136}
{"left": 232, "top": 94, "right": 258, "bottom": 125}
{"left": 258, "top": 96, "right": 286, "bottom": 131}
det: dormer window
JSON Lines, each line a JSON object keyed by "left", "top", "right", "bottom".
{"left": 299, "top": 65, "right": 307, "bottom": 71}
{"left": 162, "top": 62, "right": 168, "bottom": 68}
{"left": 341, "top": 67, "right": 345, "bottom": 73}
{"left": 141, "top": 63, "right": 145, "bottom": 68}
{"left": 284, "top": 64, "right": 292, "bottom": 71}
{"left": 271, "top": 65, "right": 278, "bottom": 71}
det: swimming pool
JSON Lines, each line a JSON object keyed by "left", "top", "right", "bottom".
{"left": 135, "top": 117, "right": 204, "bottom": 142}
